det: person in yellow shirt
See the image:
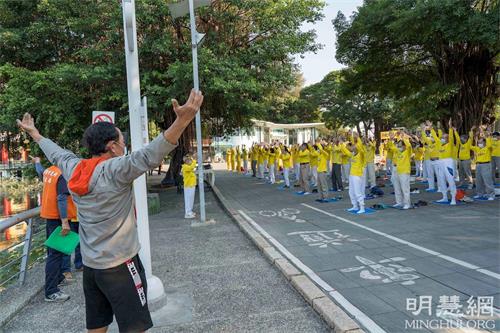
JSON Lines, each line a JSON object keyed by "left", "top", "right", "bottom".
{"left": 420, "top": 122, "right": 440, "bottom": 192}
{"left": 231, "top": 147, "right": 237, "bottom": 171}
{"left": 181, "top": 155, "right": 197, "bottom": 219}
{"left": 365, "top": 138, "right": 377, "bottom": 189}
{"left": 471, "top": 134, "right": 495, "bottom": 200}
{"left": 430, "top": 120, "right": 457, "bottom": 204}
{"left": 330, "top": 139, "right": 344, "bottom": 191}
{"left": 385, "top": 139, "right": 394, "bottom": 178}
{"left": 281, "top": 146, "right": 292, "bottom": 188}
{"left": 309, "top": 144, "right": 320, "bottom": 187}
{"left": 341, "top": 133, "right": 366, "bottom": 214}
{"left": 387, "top": 133, "right": 412, "bottom": 209}
{"left": 297, "top": 143, "right": 311, "bottom": 194}
{"left": 341, "top": 137, "right": 351, "bottom": 185}
{"left": 316, "top": 141, "right": 331, "bottom": 201}
{"left": 413, "top": 144, "right": 424, "bottom": 179}
{"left": 257, "top": 145, "right": 266, "bottom": 179}
{"left": 454, "top": 128, "right": 474, "bottom": 189}
{"left": 268, "top": 147, "right": 277, "bottom": 184}
{"left": 235, "top": 146, "right": 242, "bottom": 173}
{"left": 251, "top": 143, "right": 259, "bottom": 177}
{"left": 226, "top": 147, "right": 232, "bottom": 171}
{"left": 491, "top": 131, "right": 500, "bottom": 183}
{"left": 242, "top": 145, "right": 248, "bottom": 174}
{"left": 292, "top": 144, "right": 300, "bottom": 185}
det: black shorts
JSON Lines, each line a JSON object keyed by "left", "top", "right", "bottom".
{"left": 83, "top": 255, "right": 153, "bottom": 332}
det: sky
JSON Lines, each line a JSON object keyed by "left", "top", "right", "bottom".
{"left": 294, "top": 0, "right": 364, "bottom": 87}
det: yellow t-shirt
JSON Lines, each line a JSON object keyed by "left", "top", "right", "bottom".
{"left": 182, "top": 161, "right": 197, "bottom": 188}
{"left": 341, "top": 140, "right": 365, "bottom": 177}
{"left": 471, "top": 143, "right": 492, "bottom": 163}
{"left": 414, "top": 147, "right": 424, "bottom": 161}
{"left": 331, "top": 144, "right": 342, "bottom": 164}
{"left": 309, "top": 148, "right": 319, "bottom": 167}
{"left": 421, "top": 131, "right": 439, "bottom": 159}
{"left": 365, "top": 141, "right": 376, "bottom": 164}
{"left": 281, "top": 152, "right": 292, "bottom": 169}
{"left": 317, "top": 144, "right": 329, "bottom": 172}
{"left": 455, "top": 130, "right": 473, "bottom": 160}
{"left": 268, "top": 151, "right": 276, "bottom": 164}
{"left": 298, "top": 149, "right": 310, "bottom": 163}
{"left": 491, "top": 138, "right": 500, "bottom": 157}
{"left": 432, "top": 128, "right": 454, "bottom": 159}
{"left": 390, "top": 139, "right": 412, "bottom": 174}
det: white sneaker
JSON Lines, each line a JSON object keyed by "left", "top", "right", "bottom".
{"left": 347, "top": 207, "right": 358, "bottom": 212}
{"left": 184, "top": 213, "right": 196, "bottom": 219}
{"left": 450, "top": 200, "right": 457, "bottom": 206}
{"left": 473, "top": 195, "right": 482, "bottom": 199}
{"left": 357, "top": 208, "right": 366, "bottom": 214}
{"left": 45, "top": 291, "right": 70, "bottom": 302}
{"left": 392, "top": 204, "right": 402, "bottom": 208}
{"left": 487, "top": 197, "right": 494, "bottom": 201}
{"left": 303, "top": 192, "right": 310, "bottom": 195}
{"left": 436, "top": 198, "right": 448, "bottom": 203}
{"left": 402, "top": 205, "right": 410, "bottom": 210}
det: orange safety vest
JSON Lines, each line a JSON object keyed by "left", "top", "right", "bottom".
{"left": 40, "top": 166, "right": 77, "bottom": 220}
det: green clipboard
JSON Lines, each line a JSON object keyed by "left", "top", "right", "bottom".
{"left": 44, "top": 226, "right": 80, "bottom": 255}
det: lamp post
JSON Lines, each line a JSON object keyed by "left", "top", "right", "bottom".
{"left": 121, "top": 0, "right": 165, "bottom": 303}
{"left": 168, "top": 0, "right": 211, "bottom": 224}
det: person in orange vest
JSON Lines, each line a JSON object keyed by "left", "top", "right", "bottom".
{"left": 35, "top": 157, "right": 77, "bottom": 302}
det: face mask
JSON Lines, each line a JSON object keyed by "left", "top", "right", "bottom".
{"left": 478, "top": 143, "right": 485, "bottom": 148}
{"left": 440, "top": 138, "right": 446, "bottom": 144}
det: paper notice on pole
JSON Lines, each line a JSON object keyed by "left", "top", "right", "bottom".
{"left": 92, "top": 111, "right": 115, "bottom": 124}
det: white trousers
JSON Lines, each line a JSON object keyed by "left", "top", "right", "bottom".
{"left": 437, "top": 158, "right": 456, "bottom": 199}
{"left": 366, "top": 162, "right": 376, "bottom": 188}
{"left": 386, "top": 159, "right": 392, "bottom": 175}
{"left": 269, "top": 164, "right": 276, "bottom": 183}
{"left": 342, "top": 163, "right": 351, "bottom": 183}
{"left": 294, "top": 163, "right": 300, "bottom": 180}
{"left": 392, "top": 169, "right": 410, "bottom": 207}
{"left": 424, "top": 160, "right": 435, "bottom": 189}
{"left": 184, "top": 186, "right": 196, "bottom": 215}
{"left": 243, "top": 160, "right": 248, "bottom": 173}
{"left": 258, "top": 163, "right": 265, "bottom": 178}
{"left": 283, "top": 167, "right": 290, "bottom": 187}
{"left": 327, "top": 161, "right": 331, "bottom": 174}
{"left": 311, "top": 166, "right": 318, "bottom": 186}
{"left": 415, "top": 160, "right": 423, "bottom": 177}
{"left": 349, "top": 175, "right": 365, "bottom": 209}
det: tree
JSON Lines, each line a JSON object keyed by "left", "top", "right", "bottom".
{"left": 333, "top": 0, "right": 499, "bottom": 132}
{"left": 0, "top": 0, "right": 326, "bottom": 183}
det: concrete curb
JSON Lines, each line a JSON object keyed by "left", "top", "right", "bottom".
{"left": 0, "top": 262, "right": 45, "bottom": 328}
{"left": 211, "top": 182, "right": 366, "bottom": 333}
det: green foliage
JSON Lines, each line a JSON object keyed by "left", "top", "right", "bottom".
{"left": 333, "top": 0, "right": 499, "bottom": 131}
{"left": 0, "top": 0, "right": 326, "bottom": 156}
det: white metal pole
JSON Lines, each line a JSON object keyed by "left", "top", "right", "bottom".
{"left": 188, "top": 0, "right": 206, "bottom": 223}
{"left": 122, "top": 0, "right": 164, "bottom": 302}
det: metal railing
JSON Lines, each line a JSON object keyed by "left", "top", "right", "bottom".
{"left": 0, "top": 207, "right": 43, "bottom": 289}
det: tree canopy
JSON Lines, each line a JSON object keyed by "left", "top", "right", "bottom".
{"left": 332, "top": 0, "right": 499, "bottom": 132}
{"left": 0, "top": 0, "right": 325, "bottom": 150}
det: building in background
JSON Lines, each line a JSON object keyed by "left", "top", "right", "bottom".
{"left": 212, "top": 119, "right": 326, "bottom": 159}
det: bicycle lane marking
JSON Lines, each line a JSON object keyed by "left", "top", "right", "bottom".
{"left": 301, "top": 203, "right": 500, "bottom": 281}
{"left": 237, "top": 209, "right": 388, "bottom": 333}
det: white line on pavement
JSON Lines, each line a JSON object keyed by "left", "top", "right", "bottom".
{"left": 301, "top": 203, "right": 500, "bottom": 281}
{"left": 237, "top": 209, "right": 387, "bottom": 333}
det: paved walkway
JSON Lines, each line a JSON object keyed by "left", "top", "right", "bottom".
{"left": 213, "top": 170, "right": 500, "bottom": 333}
{"left": 2, "top": 184, "right": 329, "bottom": 332}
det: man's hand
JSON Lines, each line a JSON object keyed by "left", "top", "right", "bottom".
{"left": 61, "top": 219, "right": 70, "bottom": 237}
{"left": 164, "top": 90, "right": 204, "bottom": 145}
{"left": 16, "top": 113, "right": 43, "bottom": 142}
{"left": 171, "top": 89, "right": 204, "bottom": 127}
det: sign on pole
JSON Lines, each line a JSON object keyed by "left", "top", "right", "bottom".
{"left": 92, "top": 111, "right": 115, "bottom": 124}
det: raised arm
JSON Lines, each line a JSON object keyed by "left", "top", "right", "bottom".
{"left": 18, "top": 113, "right": 81, "bottom": 181}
